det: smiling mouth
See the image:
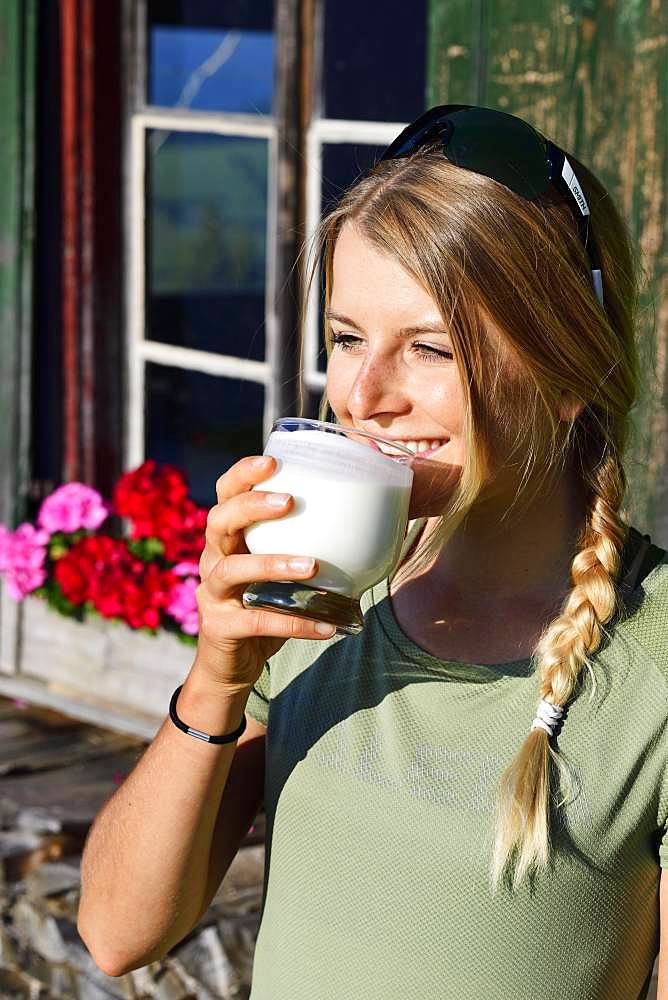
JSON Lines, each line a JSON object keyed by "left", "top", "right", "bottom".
{"left": 368, "top": 438, "right": 449, "bottom": 460}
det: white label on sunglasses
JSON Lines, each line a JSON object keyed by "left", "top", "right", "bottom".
{"left": 562, "top": 157, "right": 590, "bottom": 217}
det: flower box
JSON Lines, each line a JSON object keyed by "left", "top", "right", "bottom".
{"left": 0, "top": 462, "right": 206, "bottom": 738}
{"left": 0, "top": 587, "right": 192, "bottom": 738}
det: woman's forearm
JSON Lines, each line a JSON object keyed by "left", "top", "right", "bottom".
{"left": 76, "top": 665, "right": 252, "bottom": 976}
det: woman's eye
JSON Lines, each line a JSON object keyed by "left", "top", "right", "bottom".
{"left": 330, "top": 332, "right": 452, "bottom": 362}
{"left": 414, "top": 343, "right": 454, "bottom": 362}
{"left": 330, "top": 333, "right": 361, "bottom": 351}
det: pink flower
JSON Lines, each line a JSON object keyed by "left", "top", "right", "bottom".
{"left": 0, "top": 523, "right": 50, "bottom": 600}
{"left": 172, "top": 561, "right": 200, "bottom": 577}
{"left": 37, "top": 483, "right": 110, "bottom": 535}
{"left": 166, "top": 570, "right": 199, "bottom": 635}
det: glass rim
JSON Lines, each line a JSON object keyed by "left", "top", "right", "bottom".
{"left": 271, "top": 417, "right": 415, "bottom": 458}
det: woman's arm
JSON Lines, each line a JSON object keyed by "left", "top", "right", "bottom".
{"left": 656, "top": 869, "right": 668, "bottom": 998}
{"left": 77, "top": 666, "right": 265, "bottom": 976}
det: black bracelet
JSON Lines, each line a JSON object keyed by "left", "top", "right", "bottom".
{"left": 169, "top": 684, "right": 247, "bottom": 745}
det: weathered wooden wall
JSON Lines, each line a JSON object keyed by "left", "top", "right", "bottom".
{"left": 428, "top": 0, "right": 668, "bottom": 543}
{"left": 0, "top": 1, "right": 37, "bottom": 529}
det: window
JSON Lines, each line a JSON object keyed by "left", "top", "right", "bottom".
{"left": 301, "top": 0, "right": 430, "bottom": 414}
{"left": 125, "top": 0, "right": 430, "bottom": 485}
{"left": 126, "top": 0, "right": 278, "bottom": 493}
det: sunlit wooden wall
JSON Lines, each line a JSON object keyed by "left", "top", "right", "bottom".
{"left": 428, "top": 0, "right": 667, "bottom": 543}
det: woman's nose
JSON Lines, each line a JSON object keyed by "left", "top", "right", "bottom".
{"left": 346, "top": 355, "right": 405, "bottom": 420}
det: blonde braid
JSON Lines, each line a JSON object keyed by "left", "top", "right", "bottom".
{"left": 492, "top": 437, "right": 628, "bottom": 889}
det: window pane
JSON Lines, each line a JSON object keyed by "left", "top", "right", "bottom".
{"left": 316, "top": 143, "right": 386, "bottom": 371}
{"left": 302, "top": 387, "right": 330, "bottom": 423}
{"left": 321, "top": 142, "right": 386, "bottom": 217}
{"left": 145, "top": 363, "right": 265, "bottom": 508}
{"left": 147, "top": 0, "right": 274, "bottom": 114}
{"left": 324, "top": 0, "right": 428, "bottom": 122}
{"left": 146, "top": 131, "right": 267, "bottom": 360}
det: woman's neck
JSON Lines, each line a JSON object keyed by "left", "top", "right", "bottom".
{"left": 399, "top": 468, "right": 587, "bottom": 612}
{"left": 390, "top": 470, "right": 588, "bottom": 664}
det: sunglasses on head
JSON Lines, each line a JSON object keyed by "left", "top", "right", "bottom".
{"left": 380, "top": 104, "right": 604, "bottom": 308}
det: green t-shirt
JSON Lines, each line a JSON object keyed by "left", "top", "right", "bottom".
{"left": 246, "top": 524, "right": 668, "bottom": 1000}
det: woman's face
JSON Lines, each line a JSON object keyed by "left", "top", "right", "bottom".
{"left": 326, "top": 223, "right": 467, "bottom": 518}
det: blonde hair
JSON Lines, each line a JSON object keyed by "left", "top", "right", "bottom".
{"left": 306, "top": 144, "right": 640, "bottom": 889}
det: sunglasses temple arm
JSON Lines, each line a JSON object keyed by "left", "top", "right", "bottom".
{"left": 592, "top": 269, "right": 604, "bottom": 307}
{"left": 582, "top": 218, "right": 604, "bottom": 307}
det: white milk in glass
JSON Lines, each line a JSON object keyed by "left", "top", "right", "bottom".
{"left": 244, "top": 429, "right": 414, "bottom": 598}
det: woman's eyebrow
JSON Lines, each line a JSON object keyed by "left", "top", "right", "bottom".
{"left": 325, "top": 310, "right": 450, "bottom": 338}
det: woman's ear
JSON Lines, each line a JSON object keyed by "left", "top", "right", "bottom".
{"left": 557, "top": 390, "right": 585, "bottom": 422}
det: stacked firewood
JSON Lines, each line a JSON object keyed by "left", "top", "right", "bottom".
{"left": 0, "top": 698, "right": 264, "bottom": 999}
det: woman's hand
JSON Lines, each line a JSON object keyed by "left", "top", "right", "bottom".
{"left": 193, "top": 455, "right": 335, "bottom": 693}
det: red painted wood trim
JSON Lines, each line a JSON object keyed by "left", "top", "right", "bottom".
{"left": 60, "top": 0, "right": 80, "bottom": 482}
{"left": 80, "top": 0, "right": 96, "bottom": 484}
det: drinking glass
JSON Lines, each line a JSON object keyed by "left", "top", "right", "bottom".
{"left": 242, "top": 418, "right": 415, "bottom": 635}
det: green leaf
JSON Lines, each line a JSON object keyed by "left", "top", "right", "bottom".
{"left": 175, "top": 631, "right": 198, "bottom": 647}
{"left": 40, "top": 579, "right": 84, "bottom": 620}
{"left": 127, "top": 537, "right": 165, "bottom": 562}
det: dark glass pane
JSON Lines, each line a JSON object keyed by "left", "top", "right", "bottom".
{"left": 323, "top": 0, "right": 428, "bottom": 122}
{"left": 317, "top": 143, "right": 386, "bottom": 371}
{"left": 320, "top": 142, "right": 386, "bottom": 218}
{"left": 147, "top": 0, "right": 274, "bottom": 114}
{"left": 302, "top": 387, "right": 331, "bottom": 423}
{"left": 146, "top": 131, "right": 267, "bottom": 360}
{"left": 145, "top": 363, "right": 265, "bottom": 508}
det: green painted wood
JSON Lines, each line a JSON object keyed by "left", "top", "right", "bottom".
{"left": 426, "top": 0, "right": 480, "bottom": 106}
{"left": 427, "top": 0, "right": 668, "bottom": 541}
{"left": 0, "top": 0, "right": 37, "bottom": 529}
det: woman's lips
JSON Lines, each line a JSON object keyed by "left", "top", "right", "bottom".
{"left": 414, "top": 442, "right": 448, "bottom": 460}
{"left": 367, "top": 439, "right": 449, "bottom": 461}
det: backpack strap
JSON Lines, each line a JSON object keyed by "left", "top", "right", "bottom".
{"left": 618, "top": 526, "right": 666, "bottom": 596}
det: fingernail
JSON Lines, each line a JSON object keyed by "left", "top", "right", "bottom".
{"left": 251, "top": 456, "right": 270, "bottom": 467}
{"left": 315, "top": 622, "right": 336, "bottom": 636}
{"left": 266, "top": 493, "right": 290, "bottom": 507}
{"left": 288, "top": 556, "right": 315, "bottom": 571}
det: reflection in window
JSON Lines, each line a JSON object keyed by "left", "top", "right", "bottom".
{"left": 147, "top": 0, "right": 274, "bottom": 114}
{"left": 145, "top": 363, "right": 265, "bottom": 508}
{"left": 146, "top": 131, "right": 267, "bottom": 360}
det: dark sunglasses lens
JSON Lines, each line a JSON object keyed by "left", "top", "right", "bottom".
{"left": 387, "top": 107, "right": 551, "bottom": 200}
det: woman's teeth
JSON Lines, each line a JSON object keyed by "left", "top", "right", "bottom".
{"left": 377, "top": 439, "right": 447, "bottom": 456}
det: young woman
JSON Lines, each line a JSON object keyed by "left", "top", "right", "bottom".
{"left": 78, "top": 106, "right": 668, "bottom": 999}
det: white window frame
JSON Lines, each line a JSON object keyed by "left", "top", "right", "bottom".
{"left": 124, "top": 8, "right": 280, "bottom": 472}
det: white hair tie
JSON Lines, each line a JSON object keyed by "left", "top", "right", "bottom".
{"left": 531, "top": 699, "right": 564, "bottom": 737}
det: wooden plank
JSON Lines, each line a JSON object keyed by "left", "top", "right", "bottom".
{"left": 0, "top": 674, "right": 163, "bottom": 740}
{"left": 271, "top": 0, "right": 305, "bottom": 420}
{"left": 2, "top": 745, "right": 145, "bottom": 825}
{"left": 426, "top": 0, "right": 481, "bottom": 106}
{"left": 15, "top": 595, "right": 191, "bottom": 729}
{"left": 59, "top": 0, "right": 81, "bottom": 483}
{"left": 0, "top": 0, "right": 37, "bottom": 529}
{"left": 1, "top": 728, "right": 139, "bottom": 777}
{"left": 0, "top": 578, "right": 21, "bottom": 678}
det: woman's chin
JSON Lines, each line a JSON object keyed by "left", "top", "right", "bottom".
{"left": 408, "top": 457, "right": 462, "bottom": 519}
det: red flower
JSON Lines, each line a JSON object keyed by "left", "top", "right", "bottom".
{"left": 54, "top": 536, "right": 177, "bottom": 630}
{"left": 112, "top": 461, "right": 207, "bottom": 564}
{"left": 153, "top": 498, "right": 208, "bottom": 563}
